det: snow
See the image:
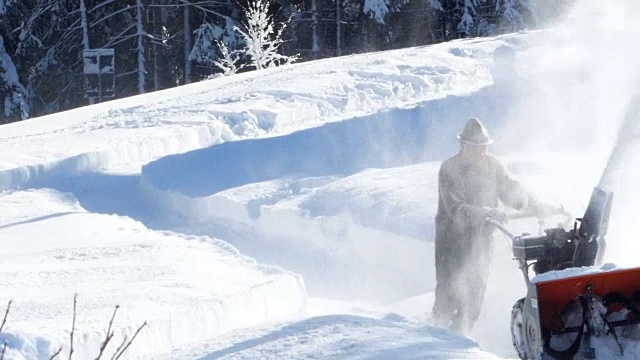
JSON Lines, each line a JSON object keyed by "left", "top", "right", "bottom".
{"left": 2, "top": 0, "right": 640, "bottom": 359}
{"left": 532, "top": 262, "right": 618, "bottom": 283}
{"left": 156, "top": 314, "right": 502, "bottom": 360}
{"left": 0, "top": 189, "right": 306, "bottom": 360}
{"left": 0, "top": 37, "right": 496, "bottom": 185}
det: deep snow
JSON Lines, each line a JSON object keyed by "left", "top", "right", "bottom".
{"left": 2, "top": 1, "right": 640, "bottom": 359}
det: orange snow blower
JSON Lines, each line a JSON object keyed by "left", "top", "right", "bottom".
{"left": 490, "top": 187, "right": 640, "bottom": 359}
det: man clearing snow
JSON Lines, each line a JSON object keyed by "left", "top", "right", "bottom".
{"left": 432, "top": 117, "right": 557, "bottom": 335}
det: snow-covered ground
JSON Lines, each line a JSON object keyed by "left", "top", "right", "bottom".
{"left": 0, "top": 190, "right": 306, "bottom": 359}
{"left": 2, "top": 1, "right": 640, "bottom": 359}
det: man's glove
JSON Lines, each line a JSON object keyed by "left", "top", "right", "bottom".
{"left": 486, "top": 208, "right": 508, "bottom": 224}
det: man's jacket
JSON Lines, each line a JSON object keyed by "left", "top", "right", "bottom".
{"left": 435, "top": 152, "right": 532, "bottom": 251}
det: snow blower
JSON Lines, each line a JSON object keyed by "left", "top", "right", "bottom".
{"left": 489, "top": 187, "right": 640, "bottom": 359}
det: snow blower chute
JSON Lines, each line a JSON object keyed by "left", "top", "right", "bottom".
{"left": 489, "top": 187, "right": 640, "bottom": 359}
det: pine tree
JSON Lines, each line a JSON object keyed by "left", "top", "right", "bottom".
{"left": 179, "top": 1, "right": 242, "bottom": 81}
{"left": 190, "top": 18, "right": 239, "bottom": 71}
{"left": 0, "top": 0, "right": 68, "bottom": 119}
{"left": 495, "top": 0, "right": 532, "bottom": 32}
{"left": 457, "top": 0, "right": 480, "bottom": 36}
{"left": 363, "top": 0, "right": 392, "bottom": 24}
{"left": 0, "top": 0, "right": 17, "bottom": 15}
{"left": 381, "top": 0, "right": 445, "bottom": 48}
{"left": 0, "top": 35, "right": 28, "bottom": 121}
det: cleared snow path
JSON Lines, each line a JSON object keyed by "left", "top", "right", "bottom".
{"left": 152, "top": 314, "right": 504, "bottom": 360}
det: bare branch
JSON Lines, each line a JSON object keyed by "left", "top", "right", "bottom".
{"left": 88, "top": 0, "right": 121, "bottom": 13}
{"left": 90, "top": 6, "right": 134, "bottom": 28}
{"left": 104, "top": 306, "right": 119, "bottom": 344}
{"left": 115, "top": 69, "right": 140, "bottom": 78}
{"left": 175, "top": 0, "right": 235, "bottom": 24}
{"left": 0, "top": 298, "right": 142, "bottom": 360}
{"left": 0, "top": 300, "right": 11, "bottom": 334}
{"left": 69, "top": 294, "right": 77, "bottom": 360}
{"left": 113, "top": 322, "right": 147, "bottom": 360}
{"left": 49, "top": 348, "right": 62, "bottom": 360}
{"left": 102, "top": 23, "right": 137, "bottom": 48}
{"left": 109, "top": 336, "right": 128, "bottom": 360}
{"left": 95, "top": 305, "right": 120, "bottom": 360}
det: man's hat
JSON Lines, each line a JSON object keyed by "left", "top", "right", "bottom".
{"left": 457, "top": 117, "right": 493, "bottom": 145}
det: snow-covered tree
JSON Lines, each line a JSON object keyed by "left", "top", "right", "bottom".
{"left": 0, "top": 0, "right": 63, "bottom": 120}
{"left": 495, "top": 0, "right": 531, "bottom": 31}
{"left": 0, "top": 35, "right": 28, "bottom": 120}
{"left": 363, "top": 0, "right": 390, "bottom": 24}
{"left": 181, "top": 1, "right": 243, "bottom": 82}
{"left": 363, "top": 0, "right": 411, "bottom": 25}
{"left": 0, "top": 0, "right": 17, "bottom": 16}
{"left": 212, "top": 40, "right": 245, "bottom": 76}
{"left": 457, "top": 0, "right": 482, "bottom": 36}
{"left": 429, "top": 0, "right": 444, "bottom": 10}
{"left": 361, "top": 0, "right": 442, "bottom": 50}
{"left": 191, "top": 22, "right": 224, "bottom": 66}
{"left": 235, "top": 0, "right": 298, "bottom": 71}
{"left": 190, "top": 18, "right": 237, "bottom": 62}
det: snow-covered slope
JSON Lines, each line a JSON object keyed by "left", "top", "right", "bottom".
{"left": 0, "top": 36, "right": 500, "bottom": 190}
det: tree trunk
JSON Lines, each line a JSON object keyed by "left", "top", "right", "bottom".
{"left": 311, "top": 0, "right": 319, "bottom": 58}
{"left": 152, "top": 0, "right": 160, "bottom": 91}
{"left": 183, "top": 4, "right": 191, "bottom": 84}
{"left": 336, "top": 0, "right": 341, "bottom": 56}
{"left": 80, "top": 0, "right": 94, "bottom": 105}
{"left": 136, "top": 0, "right": 146, "bottom": 94}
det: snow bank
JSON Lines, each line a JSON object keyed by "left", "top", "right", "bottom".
{"left": 0, "top": 189, "right": 306, "bottom": 360}
{"left": 0, "top": 33, "right": 508, "bottom": 190}
{"left": 141, "top": 107, "right": 439, "bottom": 197}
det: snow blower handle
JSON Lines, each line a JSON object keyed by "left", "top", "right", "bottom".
{"left": 506, "top": 212, "right": 537, "bottom": 221}
{"left": 487, "top": 206, "right": 570, "bottom": 233}
{"left": 485, "top": 218, "right": 516, "bottom": 239}
{"left": 510, "top": 205, "right": 568, "bottom": 221}
{"left": 485, "top": 211, "right": 544, "bottom": 241}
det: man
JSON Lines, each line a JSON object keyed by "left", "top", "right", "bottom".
{"left": 432, "top": 117, "right": 556, "bottom": 335}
